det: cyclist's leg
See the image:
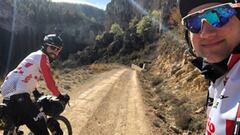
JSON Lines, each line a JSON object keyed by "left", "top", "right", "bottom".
{"left": 24, "top": 102, "right": 49, "bottom": 135}
{"left": 47, "top": 117, "right": 63, "bottom": 135}
{"left": 12, "top": 94, "right": 49, "bottom": 135}
{"left": 2, "top": 99, "right": 18, "bottom": 135}
{"left": 25, "top": 118, "right": 49, "bottom": 135}
{"left": 2, "top": 115, "right": 15, "bottom": 135}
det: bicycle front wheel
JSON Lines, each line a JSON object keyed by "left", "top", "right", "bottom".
{"left": 52, "top": 115, "right": 72, "bottom": 135}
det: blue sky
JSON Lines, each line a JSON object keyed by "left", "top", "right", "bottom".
{"left": 51, "top": 0, "right": 111, "bottom": 10}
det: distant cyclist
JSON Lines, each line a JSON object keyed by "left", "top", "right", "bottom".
{"left": 178, "top": 0, "right": 240, "bottom": 134}
{"left": 0, "top": 34, "right": 69, "bottom": 135}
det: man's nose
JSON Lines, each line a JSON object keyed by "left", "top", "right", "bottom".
{"left": 200, "top": 20, "right": 217, "bottom": 38}
{"left": 55, "top": 50, "right": 60, "bottom": 56}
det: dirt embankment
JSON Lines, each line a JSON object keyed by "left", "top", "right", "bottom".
{"left": 138, "top": 34, "right": 209, "bottom": 135}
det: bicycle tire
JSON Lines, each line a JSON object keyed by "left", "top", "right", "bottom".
{"left": 53, "top": 115, "right": 72, "bottom": 135}
{"left": 8, "top": 115, "right": 72, "bottom": 135}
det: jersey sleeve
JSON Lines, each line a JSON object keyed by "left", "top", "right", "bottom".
{"left": 40, "top": 54, "right": 60, "bottom": 96}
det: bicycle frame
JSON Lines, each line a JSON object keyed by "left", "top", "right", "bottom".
{"left": 0, "top": 94, "right": 71, "bottom": 135}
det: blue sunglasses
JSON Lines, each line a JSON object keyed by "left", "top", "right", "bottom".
{"left": 182, "top": 3, "right": 239, "bottom": 33}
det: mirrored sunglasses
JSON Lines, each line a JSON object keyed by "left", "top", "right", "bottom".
{"left": 47, "top": 44, "right": 62, "bottom": 52}
{"left": 182, "top": 3, "right": 240, "bottom": 33}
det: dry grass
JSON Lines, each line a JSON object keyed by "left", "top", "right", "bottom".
{"left": 38, "top": 64, "right": 122, "bottom": 92}
{"left": 151, "top": 77, "right": 163, "bottom": 87}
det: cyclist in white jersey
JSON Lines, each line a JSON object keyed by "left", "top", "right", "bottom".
{"left": 0, "top": 34, "right": 69, "bottom": 135}
{"left": 178, "top": 0, "right": 240, "bottom": 134}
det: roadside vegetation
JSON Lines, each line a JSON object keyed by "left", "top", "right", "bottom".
{"left": 138, "top": 33, "right": 208, "bottom": 134}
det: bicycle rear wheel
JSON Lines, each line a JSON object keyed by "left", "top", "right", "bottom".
{"left": 52, "top": 115, "right": 72, "bottom": 135}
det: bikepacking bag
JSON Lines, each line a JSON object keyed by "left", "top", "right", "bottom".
{"left": 37, "top": 96, "right": 65, "bottom": 117}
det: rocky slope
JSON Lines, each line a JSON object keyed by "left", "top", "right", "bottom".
{"left": 137, "top": 32, "right": 208, "bottom": 134}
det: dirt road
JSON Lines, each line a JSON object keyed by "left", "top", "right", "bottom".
{"left": 0, "top": 68, "right": 152, "bottom": 135}
{"left": 61, "top": 68, "right": 152, "bottom": 135}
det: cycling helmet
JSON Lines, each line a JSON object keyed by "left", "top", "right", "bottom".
{"left": 42, "top": 34, "right": 63, "bottom": 62}
{"left": 43, "top": 34, "right": 63, "bottom": 48}
{"left": 178, "top": 0, "right": 236, "bottom": 18}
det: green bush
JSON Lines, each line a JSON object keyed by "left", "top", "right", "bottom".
{"left": 129, "top": 17, "right": 139, "bottom": 29}
{"left": 136, "top": 16, "right": 152, "bottom": 36}
{"left": 110, "top": 23, "right": 124, "bottom": 37}
{"left": 95, "top": 34, "right": 103, "bottom": 41}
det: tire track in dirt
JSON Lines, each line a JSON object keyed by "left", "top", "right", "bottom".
{"left": 63, "top": 68, "right": 127, "bottom": 134}
{"left": 63, "top": 68, "right": 152, "bottom": 135}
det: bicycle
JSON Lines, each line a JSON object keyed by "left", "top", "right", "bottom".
{"left": 0, "top": 92, "right": 72, "bottom": 135}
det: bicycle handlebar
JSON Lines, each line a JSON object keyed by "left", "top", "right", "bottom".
{"left": 32, "top": 89, "right": 70, "bottom": 117}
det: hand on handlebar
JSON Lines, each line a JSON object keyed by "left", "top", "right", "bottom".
{"left": 33, "top": 89, "right": 44, "bottom": 100}
{"left": 57, "top": 94, "right": 70, "bottom": 105}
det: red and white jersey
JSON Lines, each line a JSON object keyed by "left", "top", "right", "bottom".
{"left": 206, "top": 55, "right": 240, "bottom": 135}
{"left": 0, "top": 50, "right": 60, "bottom": 98}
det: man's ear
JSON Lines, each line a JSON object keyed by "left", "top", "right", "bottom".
{"left": 235, "top": 7, "right": 240, "bottom": 20}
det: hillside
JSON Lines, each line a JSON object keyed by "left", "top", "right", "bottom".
{"left": 105, "top": 0, "right": 176, "bottom": 30}
{"left": 135, "top": 32, "right": 209, "bottom": 134}
{"left": 0, "top": 0, "right": 105, "bottom": 76}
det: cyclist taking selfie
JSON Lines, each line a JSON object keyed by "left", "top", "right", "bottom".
{"left": 178, "top": 0, "right": 240, "bottom": 134}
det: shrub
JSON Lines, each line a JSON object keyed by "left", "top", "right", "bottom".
{"left": 110, "top": 23, "right": 124, "bottom": 37}
{"left": 136, "top": 16, "right": 152, "bottom": 36}
{"left": 151, "top": 77, "right": 163, "bottom": 86}
{"left": 173, "top": 105, "right": 192, "bottom": 130}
